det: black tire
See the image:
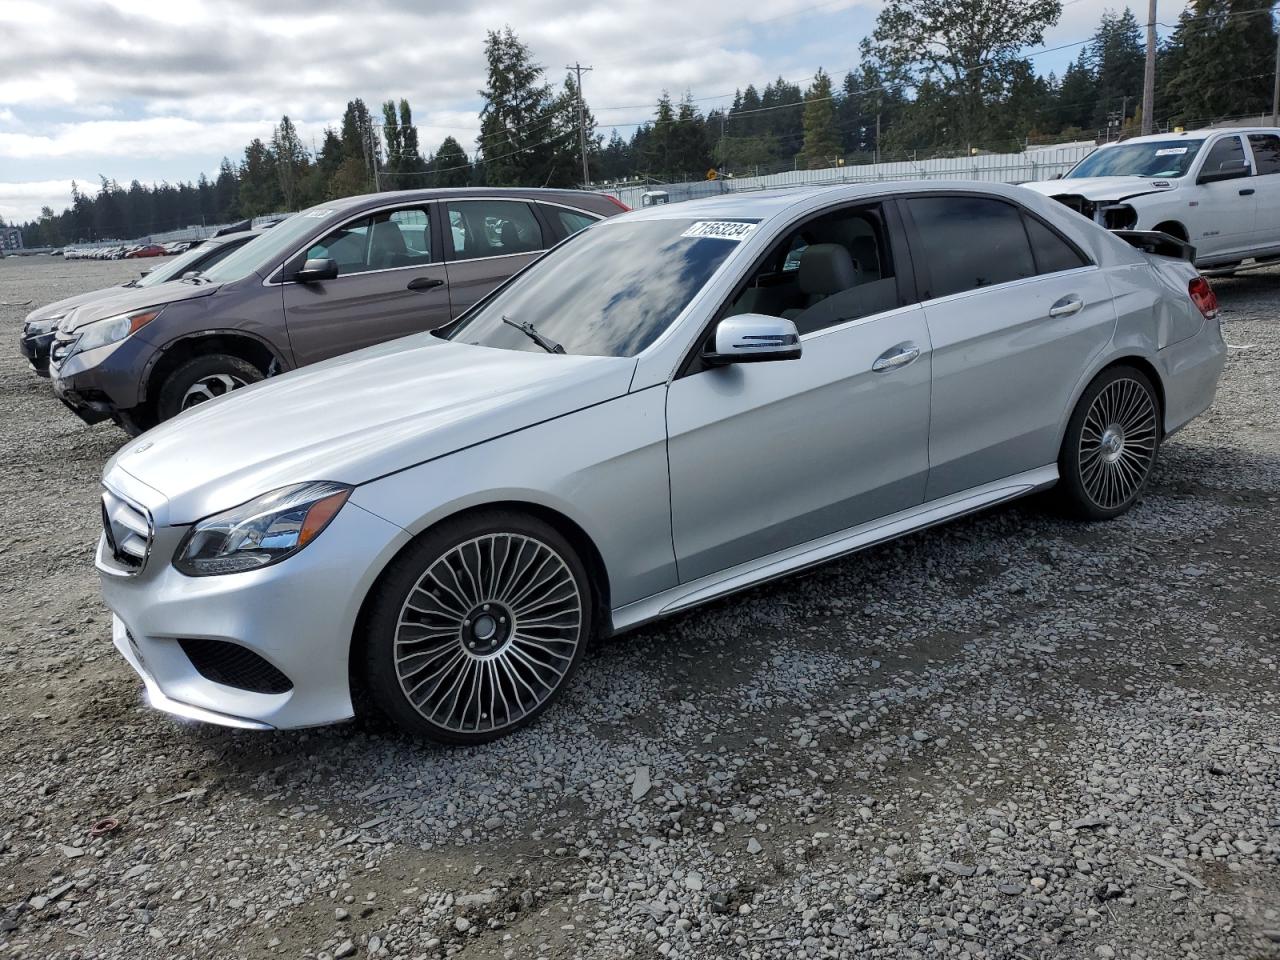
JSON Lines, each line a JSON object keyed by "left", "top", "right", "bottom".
{"left": 155, "top": 354, "right": 263, "bottom": 423}
{"left": 1056, "top": 365, "right": 1161, "bottom": 521}
{"left": 361, "top": 510, "right": 594, "bottom": 745}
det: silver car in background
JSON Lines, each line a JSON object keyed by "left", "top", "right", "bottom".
{"left": 95, "top": 181, "right": 1225, "bottom": 744}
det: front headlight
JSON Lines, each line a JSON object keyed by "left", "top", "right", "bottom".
{"left": 173, "top": 482, "right": 352, "bottom": 577}
{"left": 70, "top": 307, "right": 163, "bottom": 356}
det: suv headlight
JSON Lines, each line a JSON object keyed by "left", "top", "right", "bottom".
{"left": 70, "top": 307, "right": 163, "bottom": 357}
{"left": 173, "top": 482, "right": 352, "bottom": 576}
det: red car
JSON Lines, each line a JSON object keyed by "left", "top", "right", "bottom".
{"left": 125, "top": 244, "right": 167, "bottom": 259}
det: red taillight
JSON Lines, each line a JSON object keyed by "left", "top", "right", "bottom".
{"left": 603, "top": 194, "right": 631, "bottom": 213}
{"left": 1188, "top": 276, "right": 1218, "bottom": 320}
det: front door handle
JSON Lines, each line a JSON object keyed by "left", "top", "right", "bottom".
{"left": 407, "top": 276, "right": 445, "bottom": 291}
{"left": 1049, "top": 295, "right": 1084, "bottom": 318}
{"left": 1239, "top": 187, "right": 1256, "bottom": 196}
{"left": 872, "top": 342, "right": 921, "bottom": 373}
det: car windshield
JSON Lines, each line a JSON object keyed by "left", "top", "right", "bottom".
{"left": 197, "top": 210, "right": 336, "bottom": 284}
{"left": 1066, "top": 140, "right": 1204, "bottom": 179}
{"left": 135, "top": 241, "right": 222, "bottom": 287}
{"left": 448, "top": 217, "right": 755, "bottom": 357}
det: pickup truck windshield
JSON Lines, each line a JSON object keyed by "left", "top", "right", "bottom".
{"left": 1066, "top": 140, "right": 1204, "bottom": 179}
{"left": 448, "top": 218, "right": 755, "bottom": 357}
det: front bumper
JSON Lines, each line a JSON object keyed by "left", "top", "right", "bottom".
{"left": 98, "top": 489, "right": 411, "bottom": 730}
{"left": 50, "top": 335, "right": 153, "bottom": 425}
{"left": 19, "top": 328, "right": 54, "bottom": 376}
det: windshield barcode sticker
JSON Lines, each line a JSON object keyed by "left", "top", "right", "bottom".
{"left": 1154, "top": 147, "right": 1188, "bottom": 156}
{"left": 682, "top": 221, "right": 757, "bottom": 241}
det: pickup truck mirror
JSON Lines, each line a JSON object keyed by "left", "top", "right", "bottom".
{"left": 1197, "top": 159, "right": 1250, "bottom": 185}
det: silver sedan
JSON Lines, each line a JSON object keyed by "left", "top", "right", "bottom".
{"left": 96, "top": 181, "right": 1226, "bottom": 743}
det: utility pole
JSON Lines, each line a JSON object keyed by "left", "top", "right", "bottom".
{"left": 566, "top": 62, "right": 594, "bottom": 186}
{"left": 1273, "top": 29, "right": 1279, "bottom": 126}
{"left": 1141, "top": 0, "right": 1157, "bottom": 135}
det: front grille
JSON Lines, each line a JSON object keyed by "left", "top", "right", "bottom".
{"left": 101, "top": 489, "right": 153, "bottom": 573}
{"left": 177, "top": 638, "right": 293, "bottom": 694}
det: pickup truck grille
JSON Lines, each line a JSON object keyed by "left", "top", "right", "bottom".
{"left": 101, "top": 489, "right": 153, "bottom": 573}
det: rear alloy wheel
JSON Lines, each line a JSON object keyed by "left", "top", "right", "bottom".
{"left": 1057, "top": 365, "right": 1160, "bottom": 520}
{"left": 363, "top": 512, "right": 592, "bottom": 744}
{"left": 156, "top": 354, "right": 263, "bottom": 423}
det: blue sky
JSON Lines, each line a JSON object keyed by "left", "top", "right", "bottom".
{"left": 0, "top": 0, "right": 1169, "bottom": 223}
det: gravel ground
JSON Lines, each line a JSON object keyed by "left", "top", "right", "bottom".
{"left": 0, "top": 254, "right": 1277, "bottom": 960}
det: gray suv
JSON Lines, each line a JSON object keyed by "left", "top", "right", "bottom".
{"left": 49, "top": 188, "right": 626, "bottom": 432}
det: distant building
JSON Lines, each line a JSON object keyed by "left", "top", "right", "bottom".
{"left": 0, "top": 227, "right": 22, "bottom": 250}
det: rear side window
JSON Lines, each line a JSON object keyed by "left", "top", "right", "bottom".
{"left": 448, "top": 200, "right": 544, "bottom": 259}
{"left": 905, "top": 196, "right": 1035, "bottom": 299}
{"left": 1023, "top": 215, "right": 1089, "bottom": 274}
{"left": 548, "top": 206, "right": 598, "bottom": 237}
{"left": 1249, "top": 134, "right": 1280, "bottom": 176}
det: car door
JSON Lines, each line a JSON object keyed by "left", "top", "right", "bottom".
{"left": 1189, "top": 134, "right": 1257, "bottom": 260}
{"left": 1246, "top": 132, "right": 1280, "bottom": 253}
{"left": 901, "top": 194, "right": 1118, "bottom": 501}
{"left": 665, "top": 201, "right": 933, "bottom": 583}
{"left": 280, "top": 204, "right": 450, "bottom": 367}
{"left": 443, "top": 198, "right": 547, "bottom": 314}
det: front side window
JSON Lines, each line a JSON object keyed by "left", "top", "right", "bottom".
{"left": 448, "top": 218, "right": 750, "bottom": 357}
{"left": 725, "top": 203, "right": 903, "bottom": 336}
{"left": 1201, "top": 136, "right": 1247, "bottom": 177}
{"left": 1248, "top": 134, "right": 1280, "bottom": 176}
{"left": 905, "top": 196, "right": 1035, "bottom": 299}
{"left": 448, "top": 200, "right": 543, "bottom": 259}
{"left": 1066, "top": 140, "right": 1204, "bottom": 179}
{"left": 304, "top": 207, "right": 433, "bottom": 276}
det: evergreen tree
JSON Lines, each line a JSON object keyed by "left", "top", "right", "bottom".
{"left": 239, "top": 138, "right": 282, "bottom": 216}
{"left": 1089, "top": 9, "right": 1145, "bottom": 129}
{"left": 428, "top": 136, "right": 471, "bottom": 187}
{"left": 801, "top": 68, "right": 842, "bottom": 168}
{"left": 477, "top": 27, "right": 565, "bottom": 186}
{"left": 271, "top": 115, "right": 309, "bottom": 209}
{"left": 1162, "top": 0, "right": 1278, "bottom": 123}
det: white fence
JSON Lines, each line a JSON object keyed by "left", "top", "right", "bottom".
{"left": 612, "top": 143, "right": 1096, "bottom": 209}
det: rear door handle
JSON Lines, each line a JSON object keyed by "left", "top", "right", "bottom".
{"left": 1239, "top": 187, "right": 1256, "bottom": 196}
{"left": 407, "top": 276, "right": 445, "bottom": 291}
{"left": 872, "top": 342, "right": 920, "bottom": 373}
{"left": 1049, "top": 295, "right": 1084, "bottom": 317}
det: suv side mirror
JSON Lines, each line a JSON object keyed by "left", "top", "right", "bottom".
{"left": 293, "top": 257, "right": 339, "bottom": 283}
{"left": 704, "top": 313, "right": 801, "bottom": 366}
{"left": 1197, "top": 159, "right": 1250, "bottom": 184}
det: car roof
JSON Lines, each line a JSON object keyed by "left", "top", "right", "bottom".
{"left": 1102, "top": 126, "right": 1280, "bottom": 146}
{"left": 320, "top": 186, "right": 610, "bottom": 213}
{"left": 617, "top": 179, "right": 1040, "bottom": 223}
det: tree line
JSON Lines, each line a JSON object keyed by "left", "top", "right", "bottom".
{"left": 15, "top": 0, "right": 1277, "bottom": 247}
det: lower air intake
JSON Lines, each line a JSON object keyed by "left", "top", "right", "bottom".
{"left": 177, "top": 638, "right": 293, "bottom": 695}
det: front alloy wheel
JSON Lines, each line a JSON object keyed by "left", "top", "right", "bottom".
{"left": 1058, "top": 365, "right": 1160, "bottom": 520}
{"left": 363, "top": 512, "right": 592, "bottom": 744}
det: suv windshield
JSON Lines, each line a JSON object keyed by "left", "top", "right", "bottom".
{"left": 136, "top": 240, "right": 226, "bottom": 287}
{"left": 197, "top": 210, "right": 338, "bottom": 284}
{"left": 1066, "top": 140, "right": 1204, "bottom": 179}
{"left": 448, "top": 218, "right": 754, "bottom": 357}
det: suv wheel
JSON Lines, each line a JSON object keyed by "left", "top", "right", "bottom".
{"left": 156, "top": 354, "right": 263, "bottom": 423}
{"left": 1056, "top": 365, "right": 1160, "bottom": 520}
{"left": 362, "top": 511, "right": 593, "bottom": 744}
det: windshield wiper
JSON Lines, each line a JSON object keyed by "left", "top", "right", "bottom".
{"left": 502, "top": 315, "right": 565, "bottom": 355}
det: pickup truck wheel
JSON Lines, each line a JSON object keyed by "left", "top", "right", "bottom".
{"left": 362, "top": 511, "right": 593, "bottom": 745}
{"left": 156, "top": 354, "right": 263, "bottom": 423}
{"left": 1057, "top": 365, "right": 1160, "bottom": 521}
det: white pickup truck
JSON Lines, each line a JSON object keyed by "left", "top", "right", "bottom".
{"left": 1022, "top": 127, "right": 1280, "bottom": 273}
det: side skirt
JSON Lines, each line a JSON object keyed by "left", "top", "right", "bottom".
{"left": 609, "top": 465, "right": 1059, "bottom": 634}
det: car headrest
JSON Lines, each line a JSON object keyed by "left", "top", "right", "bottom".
{"left": 798, "top": 243, "right": 857, "bottom": 295}
{"left": 370, "top": 220, "right": 407, "bottom": 255}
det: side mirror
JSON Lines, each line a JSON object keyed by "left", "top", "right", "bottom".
{"left": 704, "top": 313, "right": 801, "bottom": 366}
{"left": 1197, "top": 159, "right": 1250, "bottom": 184}
{"left": 293, "top": 257, "right": 339, "bottom": 283}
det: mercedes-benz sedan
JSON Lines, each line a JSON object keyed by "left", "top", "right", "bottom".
{"left": 96, "top": 181, "right": 1225, "bottom": 744}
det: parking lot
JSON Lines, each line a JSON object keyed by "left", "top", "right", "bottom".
{"left": 0, "top": 254, "right": 1277, "bottom": 960}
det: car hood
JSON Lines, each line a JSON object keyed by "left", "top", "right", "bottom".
{"left": 107, "top": 335, "right": 638, "bottom": 525}
{"left": 26, "top": 284, "right": 140, "bottom": 325}
{"left": 1021, "top": 176, "right": 1178, "bottom": 202}
{"left": 60, "top": 280, "right": 219, "bottom": 333}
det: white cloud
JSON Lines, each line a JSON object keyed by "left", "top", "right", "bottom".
{"left": 0, "top": 180, "right": 94, "bottom": 224}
